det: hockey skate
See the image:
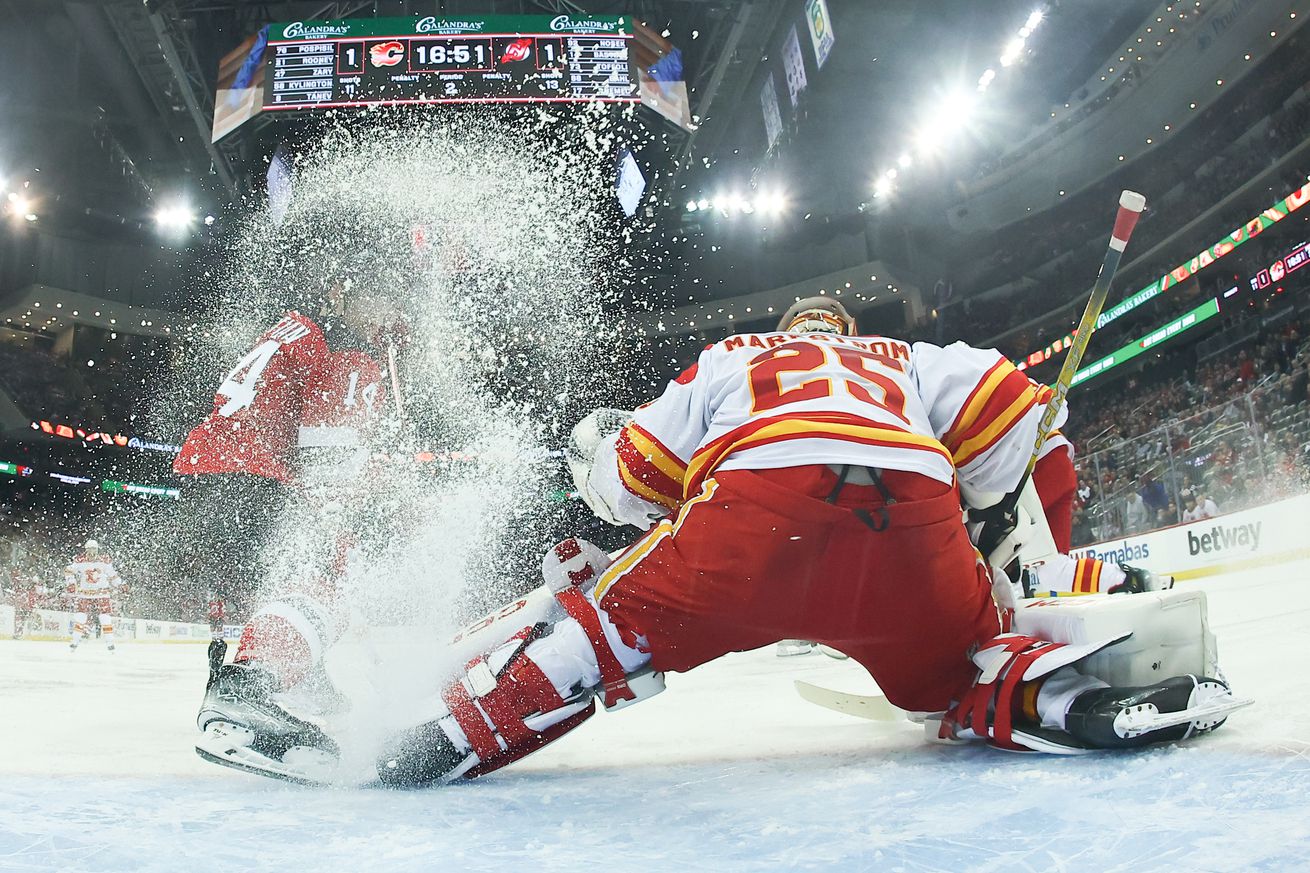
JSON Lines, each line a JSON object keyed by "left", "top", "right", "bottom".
{"left": 1063, "top": 674, "right": 1250, "bottom": 748}
{"left": 195, "top": 642, "right": 340, "bottom": 784}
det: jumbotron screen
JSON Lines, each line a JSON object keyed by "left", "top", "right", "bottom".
{"left": 264, "top": 14, "right": 639, "bottom": 110}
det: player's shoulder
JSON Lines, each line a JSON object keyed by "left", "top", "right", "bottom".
{"left": 260, "top": 311, "right": 324, "bottom": 345}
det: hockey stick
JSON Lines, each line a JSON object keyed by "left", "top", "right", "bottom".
{"left": 793, "top": 680, "right": 903, "bottom": 721}
{"left": 974, "top": 191, "right": 1146, "bottom": 551}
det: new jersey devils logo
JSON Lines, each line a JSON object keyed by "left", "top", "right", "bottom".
{"left": 500, "top": 38, "right": 532, "bottom": 63}
{"left": 370, "top": 41, "right": 405, "bottom": 67}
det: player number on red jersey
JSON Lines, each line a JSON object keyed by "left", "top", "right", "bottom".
{"left": 216, "top": 340, "right": 279, "bottom": 417}
{"left": 747, "top": 340, "right": 910, "bottom": 422}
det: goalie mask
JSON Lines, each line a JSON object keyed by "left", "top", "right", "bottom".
{"left": 777, "top": 297, "right": 857, "bottom": 335}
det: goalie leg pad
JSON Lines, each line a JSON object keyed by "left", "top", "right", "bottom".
{"left": 1012, "top": 588, "right": 1217, "bottom": 686}
{"left": 377, "top": 544, "right": 661, "bottom": 786}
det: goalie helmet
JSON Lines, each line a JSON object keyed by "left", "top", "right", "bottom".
{"left": 777, "top": 297, "right": 857, "bottom": 335}
{"left": 84, "top": 539, "right": 99, "bottom": 557}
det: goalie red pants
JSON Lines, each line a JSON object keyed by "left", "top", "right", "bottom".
{"left": 596, "top": 465, "right": 1001, "bottom": 714}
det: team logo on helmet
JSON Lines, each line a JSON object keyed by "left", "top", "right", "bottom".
{"left": 500, "top": 38, "right": 532, "bottom": 63}
{"left": 370, "top": 41, "right": 405, "bottom": 67}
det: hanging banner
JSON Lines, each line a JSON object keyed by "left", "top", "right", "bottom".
{"left": 782, "top": 25, "right": 808, "bottom": 107}
{"left": 805, "top": 0, "right": 836, "bottom": 69}
{"left": 761, "top": 73, "right": 783, "bottom": 149}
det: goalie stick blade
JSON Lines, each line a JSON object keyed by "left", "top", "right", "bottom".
{"left": 1114, "top": 692, "right": 1254, "bottom": 738}
{"left": 793, "top": 680, "right": 903, "bottom": 722}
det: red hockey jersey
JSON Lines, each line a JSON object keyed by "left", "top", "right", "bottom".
{"left": 174, "top": 312, "right": 387, "bottom": 483}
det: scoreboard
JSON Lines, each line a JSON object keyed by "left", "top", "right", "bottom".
{"left": 264, "top": 14, "right": 639, "bottom": 110}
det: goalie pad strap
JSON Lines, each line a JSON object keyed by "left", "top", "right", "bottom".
{"left": 554, "top": 587, "right": 636, "bottom": 709}
{"left": 991, "top": 646, "right": 1062, "bottom": 750}
{"left": 476, "top": 648, "right": 567, "bottom": 748}
{"left": 443, "top": 675, "right": 501, "bottom": 761}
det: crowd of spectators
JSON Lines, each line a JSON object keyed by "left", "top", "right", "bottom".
{"left": 0, "top": 329, "right": 174, "bottom": 435}
{"left": 1063, "top": 309, "right": 1310, "bottom": 547}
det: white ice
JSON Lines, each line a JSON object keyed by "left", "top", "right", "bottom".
{"left": 2, "top": 561, "right": 1308, "bottom": 872}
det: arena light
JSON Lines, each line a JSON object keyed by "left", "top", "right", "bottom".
{"left": 154, "top": 202, "right": 196, "bottom": 231}
{"left": 1000, "top": 37, "right": 1026, "bottom": 67}
{"left": 686, "top": 200, "right": 699, "bottom": 212}
{"left": 757, "top": 190, "right": 787, "bottom": 215}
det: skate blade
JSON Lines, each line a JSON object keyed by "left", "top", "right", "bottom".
{"left": 1114, "top": 689, "right": 1254, "bottom": 738}
{"left": 195, "top": 722, "right": 339, "bottom": 786}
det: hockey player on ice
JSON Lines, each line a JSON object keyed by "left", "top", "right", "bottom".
{"left": 178, "top": 275, "right": 406, "bottom": 762}
{"left": 193, "top": 295, "right": 1248, "bottom": 784}
{"left": 64, "top": 539, "right": 125, "bottom": 652}
{"left": 774, "top": 300, "right": 1169, "bottom": 658}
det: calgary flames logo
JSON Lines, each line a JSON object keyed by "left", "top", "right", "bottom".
{"left": 500, "top": 38, "right": 532, "bottom": 63}
{"left": 369, "top": 41, "right": 405, "bottom": 67}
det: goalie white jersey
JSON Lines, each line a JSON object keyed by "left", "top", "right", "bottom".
{"left": 590, "top": 332, "right": 1065, "bottom": 528}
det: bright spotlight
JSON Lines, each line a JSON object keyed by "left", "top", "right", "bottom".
{"left": 204, "top": 215, "right": 216, "bottom": 226}
{"left": 712, "top": 196, "right": 729, "bottom": 212}
{"left": 686, "top": 200, "right": 699, "bottom": 212}
{"left": 23, "top": 213, "right": 37, "bottom": 222}
{"left": 696, "top": 199, "right": 710, "bottom": 210}
{"left": 874, "top": 176, "right": 895, "bottom": 197}
{"left": 977, "top": 68, "right": 996, "bottom": 90}
{"left": 897, "top": 154, "right": 913, "bottom": 169}
{"left": 155, "top": 202, "right": 196, "bottom": 231}
{"left": 1000, "top": 38, "right": 1026, "bottom": 66}
{"left": 759, "top": 190, "right": 787, "bottom": 215}
{"left": 1025, "top": 9, "right": 1044, "bottom": 30}
{"left": 7, "top": 194, "right": 31, "bottom": 217}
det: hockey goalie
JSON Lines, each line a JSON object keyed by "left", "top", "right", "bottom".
{"left": 198, "top": 297, "right": 1249, "bottom": 785}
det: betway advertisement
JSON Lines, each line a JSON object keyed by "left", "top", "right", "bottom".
{"left": 1072, "top": 493, "right": 1310, "bottom": 579}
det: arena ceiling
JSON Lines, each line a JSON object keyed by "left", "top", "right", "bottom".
{"left": 0, "top": 0, "right": 1159, "bottom": 260}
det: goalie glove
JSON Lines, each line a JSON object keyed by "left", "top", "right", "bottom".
{"left": 566, "top": 408, "right": 633, "bottom": 527}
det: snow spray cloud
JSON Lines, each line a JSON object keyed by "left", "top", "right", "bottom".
{"left": 161, "top": 108, "right": 639, "bottom": 728}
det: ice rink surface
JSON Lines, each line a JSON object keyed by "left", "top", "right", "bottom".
{"left": 2, "top": 561, "right": 1309, "bottom": 873}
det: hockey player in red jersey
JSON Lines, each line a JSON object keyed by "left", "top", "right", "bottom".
{"left": 183, "top": 277, "right": 406, "bottom": 775}
{"left": 64, "top": 540, "right": 125, "bottom": 652}
{"left": 206, "top": 594, "right": 227, "bottom": 642}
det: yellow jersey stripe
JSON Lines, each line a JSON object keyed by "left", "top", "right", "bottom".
{"left": 617, "top": 458, "right": 682, "bottom": 511}
{"left": 952, "top": 384, "right": 1040, "bottom": 466}
{"left": 624, "top": 424, "right": 688, "bottom": 482}
{"left": 685, "top": 418, "right": 950, "bottom": 499}
{"left": 943, "top": 362, "right": 1011, "bottom": 451}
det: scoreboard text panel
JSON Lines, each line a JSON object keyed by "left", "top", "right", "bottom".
{"left": 264, "top": 14, "right": 638, "bottom": 109}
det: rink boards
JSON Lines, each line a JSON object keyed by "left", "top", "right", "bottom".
{"left": 1071, "top": 491, "right": 1310, "bottom": 580}
{"left": 0, "top": 606, "right": 239, "bottom": 644}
